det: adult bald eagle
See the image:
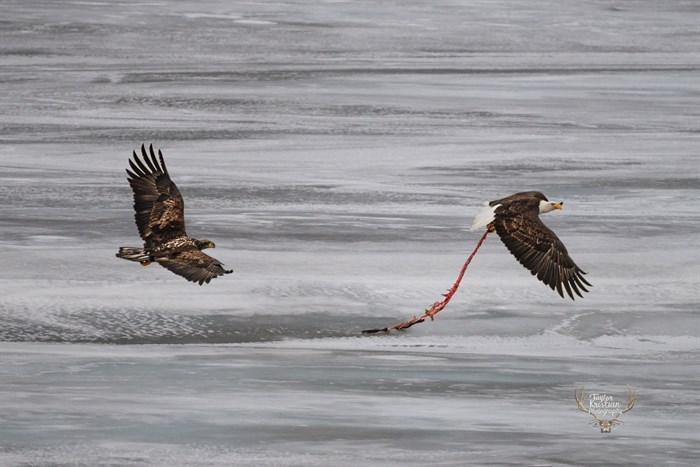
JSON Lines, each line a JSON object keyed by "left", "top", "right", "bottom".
{"left": 116, "top": 144, "right": 233, "bottom": 285}
{"left": 470, "top": 191, "right": 590, "bottom": 299}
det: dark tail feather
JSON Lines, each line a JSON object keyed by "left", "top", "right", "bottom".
{"left": 116, "top": 247, "right": 151, "bottom": 262}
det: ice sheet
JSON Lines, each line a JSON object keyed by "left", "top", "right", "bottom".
{"left": 1, "top": 0, "right": 699, "bottom": 466}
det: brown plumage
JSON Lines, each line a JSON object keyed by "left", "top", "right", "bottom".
{"left": 116, "top": 144, "right": 233, "bottom": 285}
{"left": 472, "top": 191, "right": 591, "bottom": 300}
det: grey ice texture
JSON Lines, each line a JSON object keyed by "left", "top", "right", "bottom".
{"left": 1, "top": 0, "right": 699, "bottom": 466}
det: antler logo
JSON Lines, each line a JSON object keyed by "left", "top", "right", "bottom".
{"left": 575, "top": 386, "right": 636, "bottom": 433}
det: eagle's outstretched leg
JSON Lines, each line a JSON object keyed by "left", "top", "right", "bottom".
{"left": 362, "top": 229, "right": 490, "bottom": 333}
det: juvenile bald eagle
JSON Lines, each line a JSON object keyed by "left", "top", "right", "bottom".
{"left": 116, "top": 144, "right": 233, "bottom": 285}
{"left": 470, "top": 191, "right": 590, "bottom": 299}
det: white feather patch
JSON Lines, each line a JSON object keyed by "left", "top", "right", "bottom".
{"left": 539, "top": 199, "right": 555, "bottom": 214}
{"left": 470, "top": 203, "right": 500, "bottom": 231}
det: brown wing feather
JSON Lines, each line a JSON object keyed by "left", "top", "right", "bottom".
{"left": 157, "top": 249, "right": 233, "bottom": 285}
{"left": 493, "top": 202, "right": 591, "bottom": 300}
{"left": 126, "top": 144, "right": 186, "bottom": 247}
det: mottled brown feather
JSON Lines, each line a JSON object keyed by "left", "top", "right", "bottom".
{"left": 121, "top": 144, "right": 233, "bottom": 285}
{"left": 157, "top": 249, "right": 232, "bottom": 285}
{"left": 126, "top": 144, "right": 186, "bottom": 247}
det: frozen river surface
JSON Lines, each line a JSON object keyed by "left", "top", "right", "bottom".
{"left": 1, "top": 1, "right": 699, "bottom": 466}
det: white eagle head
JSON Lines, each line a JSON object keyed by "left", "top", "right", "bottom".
{"left": 539, "top": 200, "right": 563, "bottom": 214}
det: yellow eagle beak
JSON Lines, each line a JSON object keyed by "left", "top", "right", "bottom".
{"left": 553, "top": 202, "right": 563, "bottom": 210}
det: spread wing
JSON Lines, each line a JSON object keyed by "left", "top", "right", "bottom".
{"left": 126, "top": 144, "right": 186, "bottom": 247}
{"left": 493, "top": 208, "right": 591, "bottom": 300}
{"left": 158, "top": 249, "right": 233, "bottom": 285}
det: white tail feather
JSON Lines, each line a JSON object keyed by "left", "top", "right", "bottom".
{"left": 470, "top": 203, "right": 499, "bottom": 231}
{"left": 116, "top": 247, "right": 150, "bottom": 262}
